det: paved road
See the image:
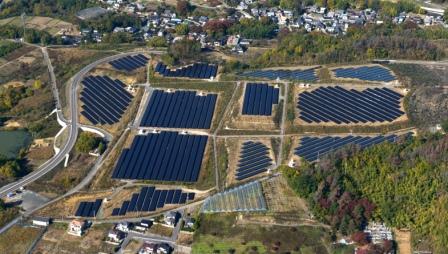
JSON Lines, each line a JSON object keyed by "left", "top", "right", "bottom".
{"left": 0, "top": 50, "right": 161, "bottom": 198}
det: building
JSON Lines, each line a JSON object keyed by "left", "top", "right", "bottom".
{"left": 364, "top": 222, "right": 393, "bottom": 244}
{"left": 67, "top": 220, "right": 87, "bottom": 236}
{"left": 32, "top": 217, "right": 50, "bottom": 227}
{"left": 183, "top": 217, "right": 195, "bottom": 229}
{"left": 138, "top": 242, "right": 158, "bottom": 254}
{"left": 157, "top": 243, "right": 171, "bottom": 254}
{"left": 116, "top": 222, "right": 131, "bottom": 232}
{"left": 164, "top": 211, "right": 178, "bottom": 227}
{"left": 76, "top": 7, "right": 108, "bottom": 20}
{"left": 106, "top": 229, "right": 126, "bottom": 245}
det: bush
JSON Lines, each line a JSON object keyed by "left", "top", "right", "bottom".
{"left": 75, "top": 132, "right": 100, "bottom": 153}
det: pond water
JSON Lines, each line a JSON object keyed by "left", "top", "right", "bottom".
{"left": 0, "top": 130, "right": 31, "bottom": 159}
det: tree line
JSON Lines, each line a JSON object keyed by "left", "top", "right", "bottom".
{"left": 283, "top": 132, "right": 448, "bottom": 253}
{"left": 252, "top": 22, "right": 447, "bottom": 67}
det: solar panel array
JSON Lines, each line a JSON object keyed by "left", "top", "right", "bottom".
{"left": 333, "top": 66, "right": 396, "bottom": 82}
{"left": 109, "top": 54, "right": 149, "bottom": 72}
{"left": 242, "top": 83, "right": 279, "bottom": 116}
{"left": 80, "top": 75, "right": 133, "bottom": 125}
{"left": 111, "top": 186, "right": 195, "bottom": 216}
{"left": 140, "top": 90, "right": 217, "bottom": 129}
{"left": 297, "top": 86, "right": 404, "bottom": 124}
{"left": 236, "top": 141, "right": 273, "bottom": 180}
{"left": 240, "top": 68, "right": 317, "bottom": 81}
{"left": 155, "top": 62, "right": 218, "bottom": 79}
{"left": 295, "top": 135, "right": 398, "bottom": 162}
{"left": 75, "top": 199, "right": 102, "bottom": 217}
{"left": 112, "top": 131, "right": 208, "bottom": 182}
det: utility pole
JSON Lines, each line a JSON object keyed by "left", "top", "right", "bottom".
{"left": 21, "top": 12, "right": 26, "bottom": 42}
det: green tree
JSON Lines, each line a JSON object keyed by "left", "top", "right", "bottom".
{"left": 147, "top": 36, "right": 167, "bottom": 48}
{"left": 175, "top": 23, "right": 189, "bottom": 35}
{"left": 441, "top": 119, "right": 448, "bottom": 133}
{"left": 0, "top": 161, "right": 21, "bottom": 178}
{"left": 444, "top": 8, "right": 448, "bottom": 22}
{"left": 75, "top": 132, "right": 100, "bottom": 153}
{"left": 33, "top": 80, "right": 42, "bottom": 90}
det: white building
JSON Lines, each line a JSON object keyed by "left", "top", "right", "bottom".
{"left": 67, "top": 220, "right": 87, "bottom": 236}
{"left": 32, "top": 217, "right": 50, "bottom": 227}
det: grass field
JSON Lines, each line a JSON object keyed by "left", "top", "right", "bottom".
{"left": 0, "top": 16, "right": 78, "bottom": 36}
{"left": 192, "top": 213, "right": 331, "bottom": 254}
{"left": 0, "top": 225, "right": 42, "bottom": 254}
{"left": 33, "top": 223, "right": 116, "bottom": 254}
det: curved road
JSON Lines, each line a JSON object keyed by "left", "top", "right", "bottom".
{"left": 0, "top": 50, "right": 162, "bottom": 198}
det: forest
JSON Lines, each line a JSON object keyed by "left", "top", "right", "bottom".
{"left": 283, "top": 133, "right": 448, "bottom": 253}
{"left": 254, "top": 22, "right": 448, "bottom": 67}
{"left": 0, "top": 0, "right": 93, "bottom": 22}
{"left": 0, "top": 41, "right": 22, "bottom": 58}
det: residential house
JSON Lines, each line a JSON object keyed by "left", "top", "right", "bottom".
{"left": 106, "top": 229, "right": 126, "bottom": 245}
{"left": 139, "top": 242, "right": 158, "bottom": 254}
{"left": 164, "top": 211, "right": 178, "bottom": 227}
{"left": 68, "top": 220, "right": 87, "bottom": 236}
{"left": 116, "top": 222, "right": 131, "bottom": 232}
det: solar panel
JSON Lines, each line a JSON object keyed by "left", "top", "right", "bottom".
{"left": 241, "top": 68, "right": 318, "bottom": 81}
{"left": 80, "top": 75, "right": 133, "bottom": 125}
{"left": 112, "top": 132, "right": 208, "bottom": 182}
{"left": 109, "top": 54, "right": 148, "bottom": 72}
{"left": 236, "top": 141, "right": 272, "bottom": 180}
{"left": 155, "top": 62, "right": 218, "bottom": 79}
{"left": 140, "top": 90, "right": 217, "bottom": 129}
{"left": 332, "top": 66, "right": 396, "bottom": 82}
{"left": 242, "top": 83, "right": 279, "bottom": 116}
{"left": 297, "top": 86, "right": 404, "bottom": 124}
{"left": 75, "top": 199, "right": 102, "bottom": 217}
{"left": 294, "top": 134, "right": 408, "bottom": 162}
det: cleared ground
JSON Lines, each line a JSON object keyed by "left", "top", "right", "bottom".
{"left": 192, "top": 213, "right": 331, "bottom": 254}
{"left": 0, "top": 16, "right": 78, "bottom": 36}
{"left": 32, "top": 223, "right": 116, "bottom": 254}
{"left": 0, "top": 225, "right": 42, "bottom": 254}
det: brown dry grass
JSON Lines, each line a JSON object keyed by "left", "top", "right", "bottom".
{"left": 177, "top": 232, "right": 194, "bottom": 246}
{"left": 27, "top": 145, "right": 54, "bottom": 166}
{"left": 148, "top": 223, "right": 173, "bottom": 237}
{"left": 394, "top": 229, "right": 412, "bottom": 254}
{"left": 262, "top": 176, "right": 309, "bottom": 215}
{"left": 0, "top": 16, "right": 78, "bottom": 36}
{"left": 0, "top": 225, "right": 41, "bottom": 254}
{"left": 122, "top": 239, "right": 142, "bottom": 254}
{"left": 35, "top": 190, "right": 112, "bottom": 218}
{"left": 34, "top": 225, "right": 115, "bottom": 254}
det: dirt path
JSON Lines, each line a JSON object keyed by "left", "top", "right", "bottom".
{"left": 394, "top": 228, "right": 412, "bottom": 254}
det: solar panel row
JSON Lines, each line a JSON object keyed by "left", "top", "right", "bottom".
{"left": 75, "top": 199, "right": 102, "bottom": 217}
{"left": 297, "top": 86, "right": 404, "bottom": 124}
{"left": 242, "top": 83, "right": 279, "bottom": 116}
{"left": 241, "top": 68, "right": 317, "bottom": 81}
{"left": 140, "top": 90, "right": 217, "bottom": 129}
{"left": 333, "top": 66, "right": 396, "bottom": 82}
{"left": 110, "top": 54, "right": 149, "bottom": 72}
{"left": 294, "top": 135, "right": 400, "bottom": 162}
{"left": 154, "top": 62, "right": 218, "bottom": 79}
{"left": 80, "top": 75, "right": 133, "bottom": 125}
{"left": 111, "top": 186, "right": 195, "bottom": 216}
{"left": 236, "top": 141, "right": 273, "bottom": 180}
{"left": 112, "top": 131, "right": 208, "bottom": 182}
